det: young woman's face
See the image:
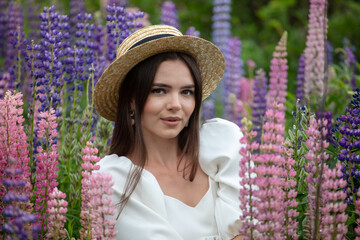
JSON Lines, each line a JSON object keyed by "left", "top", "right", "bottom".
{"left": 140, "top": 59, "right": 196, "bottom": 142}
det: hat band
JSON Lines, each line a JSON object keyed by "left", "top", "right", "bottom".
{"left": 129, "top": 34, "right": 175, "bottom": 50}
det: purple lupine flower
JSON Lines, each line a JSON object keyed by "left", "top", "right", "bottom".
{"left": 0, "top": 0, "right": 8, "bottom": 57}
{"left": 251, "top": 69, "right": 268, "bottom": 144}
{"left": 267, "top": 31, "right": 288, "bottom": 112}
{"left": 327, "top": 41, "right": 333, "bottom": 66}
{"left": 337, "top": 88, "right": 360, "bottom": 205}
{"left": 223, "top": 37, "right": 243, "bottom": 125}
{"left": 238, "top": 118, "right": 259, "bottom": 238}
{"left": 0, "top": 91, "right": 32, "bottom": 222}
{"left": 46, "top": 187, "right": 68, "bottom": 239}
{"left": 105, "top": 5, "right": 144, "bottom": 62}
{"left": 316, "top": 111, "right": 335, "bottom": 147}
{"left": 304, "top": 0, "right": 328, "bottom": 99}
{"left": 80, "top": 141, "right": 101, "bottom": 239}
{"left": 2, "top": 158, "right": 39, "bottom": 239}
{"left": 201, "top": 100, "right": 216, "bottom": 122}
{"left": 210, "top": 0, "right": 231, "bottom": 105}
{"left": 33, "top": 109, "right": 60, "bottom": 234}
{"left": 69, "top": 0, "right": 86, "bottom": 36}
{"left": 27, "top": 0, "right": 42, "bottom": 42}
{"left": 211, "top": 0, "right": 231, "bottom": 52}
{"left": 295, "top": 54, "right": 305, "bottom": 104}
{"left": 185, "top": 26, "right": 200, "bottom": 37}
{"left": 4, "top": 0, "right": 23, "bottom": 71}
{"left": 30, "top": 6, "right": 69, "bottom": 117}
{"left": 345, "top": 46, "right": 357, "bottom": 90}
{"left": 0, "top": 72, "right": 10, "bottom": 98}
{"left": 160, "top": 1, "right": 179, "bottom": 30}
{"left": 63, "top": 13, "right": 96, "bottom": 98}
{"left": 107, "top": 0, "right": 128, "bottom": 7}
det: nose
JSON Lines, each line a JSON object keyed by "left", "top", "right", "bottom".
{"left": 167, "top": 93, "right": 181, "bottom": 111}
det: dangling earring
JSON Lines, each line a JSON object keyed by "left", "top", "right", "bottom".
{"left": 185, "top": 121, "right": 189, "bottom": 127}
{"left": 130, "top": 110, "right": 135, "bottom": 126}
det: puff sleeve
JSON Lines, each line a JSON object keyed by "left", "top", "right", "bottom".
{"left": 199, "top": 118, "right": 244, "bottom": 240}
{"left": 96, "top": 155, "right": 183, "bottom": 240}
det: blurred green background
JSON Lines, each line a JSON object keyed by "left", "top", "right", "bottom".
{"left": 23, "top": 0, "right": 360, "bottom": 94}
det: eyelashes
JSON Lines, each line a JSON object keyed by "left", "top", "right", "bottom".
{"left": 150, "top": 88, "right": 194, "bottom": 96}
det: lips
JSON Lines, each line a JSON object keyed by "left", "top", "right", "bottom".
{"left": 161, "top": 117, "right": 182, "bottom": 126}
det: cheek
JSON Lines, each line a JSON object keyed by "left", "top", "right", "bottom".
{"left": 185, "top": 99, "right": 196, "bottom": 116}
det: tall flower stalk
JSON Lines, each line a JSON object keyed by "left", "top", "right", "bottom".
{"left": 46, "top": 187, "right": 68, "bottom": 239}
{"left": 88, "top": 173, "right": 117, "bottom": 239}
{"left": 160, "top": 1, "right": 179, "bottom": 29}
{"left": 251, "top": 69, "right": 267, "bottom": 143}
{"left": 223, "top": 36, "right": 243, "bottom": 125}
{"left": 79, "top": 141, "right": 101, "bottom": 239}
{"left": 33, "top": 108, "right": 59, "bottom": 236}
{"left": 266, "top": 31, "right": 288, "bottom": 112}
{"left": 2, "top": 158, "right": 38, "bottom": 239}
{"left": 0, "top": 91, "right": 31, "bottom": 221}
{"left": 304, "top": 118, "right": 347, "bottom": 239}
{"left": 238, "top": 117, "right": 259, "bottom": 239}
{"left": 304, "top": 0, "right": 328, "bottom": 99}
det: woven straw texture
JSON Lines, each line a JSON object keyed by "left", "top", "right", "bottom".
{"left": 94, "top": 25, "right": 225, "bottom": 121}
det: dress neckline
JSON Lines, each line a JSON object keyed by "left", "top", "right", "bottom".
{"left": 163, "top": 177, "right": 212, "bottom": 209}
{"left": 119, "top": 155, "right": 211, "bottom": 208}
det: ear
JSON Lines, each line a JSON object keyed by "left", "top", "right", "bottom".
{"left": 130, "top": 99, "right": 135, "bottom": 111}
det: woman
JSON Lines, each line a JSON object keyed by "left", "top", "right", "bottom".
{"left": 94, "top": 25, "right": 244, "bottom": 240}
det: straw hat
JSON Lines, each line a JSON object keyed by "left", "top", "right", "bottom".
{"left": 94, "top": 25, "right": 225, "bottom": 121}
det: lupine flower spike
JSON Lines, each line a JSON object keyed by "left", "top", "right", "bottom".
{"left": 304, "top": 118, "right": 347, "bottom": 239}
{"left": 238, "top": 117, "right": 259, "bottom": 239}
{"left": 304, "top": 0, "right": 328, "bottom": 99}
{"left": 2, "top": 158, "right": 39, "bottom": 239}
{"left": 88, "top": 173, "right": 117, "bottom": 239}
{"left": 33, "top": 108, "right": 60, "bottom": 235}
{"left": 0, "top": 91, "right": 31, "bottom": 220}
{"left": 266, "top": 31, "right": 288, "bottom": 112}
{"left": 80, "top": 141, "right": 101, "bottom": 239}
{"left": 46, "top": 187, "right": 68, "bottom": 239}
{"left": 160, "top": 1, "right": 179, "bottom": 29}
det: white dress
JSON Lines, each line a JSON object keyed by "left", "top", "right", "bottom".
{"left": 96, "top": 118, "right": 244, "bottom": 240}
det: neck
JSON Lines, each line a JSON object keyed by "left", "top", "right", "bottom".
{"left": 143, "top": 135, "right": 180, "bottom": 168}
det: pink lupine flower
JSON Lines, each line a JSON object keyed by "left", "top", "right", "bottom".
{"left": 0, "top": 91, "right": 31, "bottom": 221}
{"left": 305, "top": 118, "right": 348, "bottom": 239}
{"left": 88, "top": 173, "right": 117, "bottom": 239}
{"left": 355, "top": 191, "right": 360, "bottom": 239}
{"left": 266, "top": 31, "right": 288, "bottom": 112}
{"left": 238, "top": 118, "right": 259, "bottom": 239}
{"left": 46, "top": 187, "right": 68, "bottom": 239}
{"left": 80, "top": 141, "right": 102, "bottom": 239}
{"left": 304, "top": 0, "right": 328, "bottom": 99}
{"left": 254, "top": 102, "right": 298, "bottom": 239}
{"left": 33, "top": 108, "right": 59, "bottom": 232}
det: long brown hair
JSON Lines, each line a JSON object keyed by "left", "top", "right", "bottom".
{"left": 109, "top": 52, "right": 203, "bottom": 217}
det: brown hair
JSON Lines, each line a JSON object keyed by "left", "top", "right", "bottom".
{"left": 109, "top": 52, "right": 202, "bottom": 217}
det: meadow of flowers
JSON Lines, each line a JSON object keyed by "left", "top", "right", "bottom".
{"left": 0, "top": 0, "right": 359, "bottom": 239}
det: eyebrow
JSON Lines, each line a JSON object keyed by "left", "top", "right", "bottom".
{"left": 152, "top": 83, "right": 195, "bottom": 89}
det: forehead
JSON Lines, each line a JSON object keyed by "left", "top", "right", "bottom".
{"left": 153, "top": 59, "right": 194, "bottom": 85}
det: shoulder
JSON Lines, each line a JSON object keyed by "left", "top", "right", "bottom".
{"left": 200, "top": 118, "right": 243, "bottom": 152}
{"left": 199, "top": 118, "right": 244, "bottom": 177}
{"left": 200, "top": 118, "right": 241, "bottom": 136}
{"left": 96, "top": 154, "right": 133, "bottom": 183}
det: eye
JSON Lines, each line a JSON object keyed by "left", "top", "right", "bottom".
{"left": 182, "top": 89, "right": 194, "bottom": 96}
{"left": 151, "top": 88, "right": 166, "bottom": 94}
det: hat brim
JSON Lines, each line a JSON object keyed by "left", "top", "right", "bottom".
{"left": 94, "top": 35, "right": 225, "bottom": 121}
